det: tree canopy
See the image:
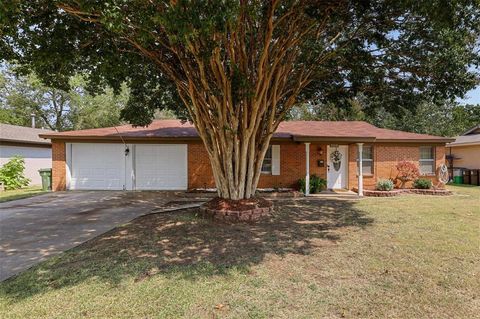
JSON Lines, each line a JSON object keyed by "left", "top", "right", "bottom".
{"left": 0, "top": 65, "right": 129, "bottom": 131}
{"left": 289, "top": 97, "right": 480, "bottom": 137}
{"left": 1, "top": 0, "right": 479, "bottom": 199}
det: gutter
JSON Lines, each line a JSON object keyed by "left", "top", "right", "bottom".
{"left": 38, "top": 134, "right": 454, "bottom": 145}
{"left": 376, "top": 138, "right": 455, "bottom": 144}
{"left": 38, "top": 135, "right": 202, "bottom": 141}
{"left": 447, "top": 141, "right": 480, "bottom": 147}
{"left": 292, "top": 136, "right": 376, "bottom": 143}
{"left": 0, "top": 138, "right": 51, "bottom": 146}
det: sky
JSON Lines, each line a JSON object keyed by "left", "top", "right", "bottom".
{"left": 459, "top": 85, "right": 480, "bottom": 105}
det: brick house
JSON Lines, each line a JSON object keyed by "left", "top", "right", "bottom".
{"left": 39, "top": 120, "right": 453, "bottom": 194}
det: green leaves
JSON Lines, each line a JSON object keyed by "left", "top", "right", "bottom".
{"left": 0, "top": 0, "right": 479, "bottom": 127}
{"left": 0, "top": 65, "right": 127, "bottom": 131}
{"left": 0, "top": 156, "right": 30, "bottom": 190}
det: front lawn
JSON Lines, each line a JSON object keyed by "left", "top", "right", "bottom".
{"left": 0, "top": 187, "right": 47, "bottom": 203}
{"left": 0, "top": 185, "right": 478, "bottom": 318}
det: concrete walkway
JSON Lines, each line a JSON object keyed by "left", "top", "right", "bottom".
{"left": 0, "top": 191, "right": 205, "bottom": 281}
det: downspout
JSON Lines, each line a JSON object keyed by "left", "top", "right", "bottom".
{"left": 114, "top": 127, "right": 130, "bottom": 190}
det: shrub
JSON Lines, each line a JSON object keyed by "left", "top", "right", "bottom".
{"left": 376, "top": 179, "right": 394, "bottom": 191}
{"left": 413, "top": 178, "right": 432, "bottom": 189}
{"left": 0, "top": 156, "right": 30, "bottom": 190}
{"left": 395, "top": 160, "right": 420, "bottom": 188}
{"left": 299, "top": 174, "right": 327, "bottom": 193}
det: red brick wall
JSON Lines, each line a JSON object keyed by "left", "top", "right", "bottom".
{"left": 188, "top": 143, "right": 215, "bottom": 189}
{"left": 348, "top": 143, "right": 446, "bottom": 190}
{"left": 52, "top": 141, "right": 66, "bottom": 191}
{"left": 187, "top": 142, "right": 327, "bottom": 190}
{"left": 49, "top": 140, "right": 446, "bottom": 192}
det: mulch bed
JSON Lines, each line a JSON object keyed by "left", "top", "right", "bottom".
{"left": 356, "top": 188, "right": 453, "bottom": 197}
{"left": 200, "top": 197, "right": 273, "bottom": 223}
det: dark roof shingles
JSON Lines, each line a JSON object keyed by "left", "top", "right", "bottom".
{"left": 39, "top": 119, "right": 450, "bottom": 142}
{"left": 0, "top": 123, "right": 52, "bottom": 144}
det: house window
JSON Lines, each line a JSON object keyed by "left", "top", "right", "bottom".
{"left": 357, "top": 145, "right": 373, "bottom": 175}
{"left": 419, "top": 146, "right": 435, "bottom": 174}
{"left": 261, "top": 146, "right": 273, "bottom": 174}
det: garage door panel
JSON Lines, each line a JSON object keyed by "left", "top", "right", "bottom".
{"left": 135, "top": 144, "right": 187, "bottom": 190}
{"left": 71, "top": 144, "right": 125, "bottom": 190}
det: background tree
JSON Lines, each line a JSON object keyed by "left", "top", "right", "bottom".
{"left": 1, "top": 1, "right": 479, "bottom": 200}
{"left": 0, "top": 65, "right": 129, "bottom": 131}
{"left": 290, "top": 97, "right": 480, "bottom": 137}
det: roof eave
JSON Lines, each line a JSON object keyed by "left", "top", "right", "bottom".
{"left": 38, "top": 134, "right": 203, "bottom": 140}
{"left": 447, "top": 141, "right": 480, "bottom": 147}
{"left": 376, "top": 138, "right": 455, "bottom": 143}
{"left": 292, "top": 136, "right": 376, "bottom": 143}
{"left": 0, "top": 138, "right": 51, "bottom": 145}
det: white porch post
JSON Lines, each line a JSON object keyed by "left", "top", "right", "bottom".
{"left": 357, "top": 143, "right": 364, "bottom": 196}
{"left": 305, "top": 142, "right": 311, "bottom": 196}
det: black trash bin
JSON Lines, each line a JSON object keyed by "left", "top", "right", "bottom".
{"left": 463, "top": 170, "right": 471, "bottom": 185}
{"left": 470, "top": 169, "right": 480, "bottom": 186}
{"left": 38, "top": 168, "right": 52, "bottom": 191}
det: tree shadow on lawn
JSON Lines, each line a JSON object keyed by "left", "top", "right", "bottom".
{"left": 1, "top": 199, "right": 373, "bottom": 301}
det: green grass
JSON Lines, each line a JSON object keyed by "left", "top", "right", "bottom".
{"left": 0, "top": 185, "right": 479, "bottom": 318}
{"left": 0, "top": 186, "right": 47, "bottom": 203}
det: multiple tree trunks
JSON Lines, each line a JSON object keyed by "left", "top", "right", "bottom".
{"left": 57, "top": 1, "right": 322, "bottom": 200}
{"left": 168, "top": 1, "right": 316, "bottom": 200}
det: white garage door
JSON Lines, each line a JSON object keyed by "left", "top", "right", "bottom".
{"left": 135, "top": 144, "right": 187, "bottom": 190}
{"left": 71, "top": 143, "right": 125, "bottom": 190}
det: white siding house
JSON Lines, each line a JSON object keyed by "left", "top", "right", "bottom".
{"left": 0, "top": 124, "right": 52, "bottom": 185}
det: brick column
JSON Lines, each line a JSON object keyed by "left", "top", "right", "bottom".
{"left": 51, "top": 141, "right": 66, "bottom": 191}
{"left": 305, "top": 142, "right": 310, "bottom": 196}
{"left": 357, "top": 143, "right": 364, "bottom": 196}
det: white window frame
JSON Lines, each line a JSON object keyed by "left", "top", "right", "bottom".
{"left": 261, "top": 146, "right": 273, "bottom": 174}
{"left": 357, "top": 145, "right": 373, "bottom": 175}
{"left": 419, "top": 146, "right": 435, "bottom": 175}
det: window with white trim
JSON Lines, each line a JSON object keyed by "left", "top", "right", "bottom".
{"left": 357, "top": 145, "right": 373, "bottom": 175}
{"left": 419, "top": 146, "right": 435, "bottom": 174}
{"left": 261, "top": 146, "right": 273, "bottom": 174}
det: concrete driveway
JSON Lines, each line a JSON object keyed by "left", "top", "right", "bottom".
{"left": 0, "top": 191, "right": 204, "bottom": 281}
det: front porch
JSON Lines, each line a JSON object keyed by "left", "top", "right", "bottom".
{"left": 301, "top": 141, "right": 368, "bottom": 197}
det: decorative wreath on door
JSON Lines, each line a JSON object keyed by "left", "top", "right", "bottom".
{"left": 330, "top": 150, "right": 342, "bottom": 171}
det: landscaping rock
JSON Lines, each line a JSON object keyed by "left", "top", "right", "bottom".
{"left": 355, "top": 188, "right": 453, "bottom": 197}
{"left": 200, "top": 197, "right": 273, "bottom": 223}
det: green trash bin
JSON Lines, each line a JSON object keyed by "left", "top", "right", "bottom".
{"left": 38, "top": 168, "right": 52, "bottom": 191}
{"left": 452, "top": 168, "right": 463, "bottom": 184}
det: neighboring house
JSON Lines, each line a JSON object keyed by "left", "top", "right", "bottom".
{"left": 446, "top": 125, "right": 480, "bottom": 170}
{"left": 0, "top": 123, "right": 52, "bottom": 185}
{"left": 39, "top": 120, "right": 453, "bottom": 194}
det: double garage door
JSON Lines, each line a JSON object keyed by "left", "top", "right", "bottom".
{"left": 68, "top": 143, "right": 187, "bottom": 190}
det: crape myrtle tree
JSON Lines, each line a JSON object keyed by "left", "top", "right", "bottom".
{"left": 1, "top": 1, "right": 479, "bottom": 200}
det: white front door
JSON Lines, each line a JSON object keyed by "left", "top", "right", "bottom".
{"left": 134, "top": 144, "right": 188, "bottom": 190}
{"left": 327, "top": 145, "right": 348, "bottom": 189}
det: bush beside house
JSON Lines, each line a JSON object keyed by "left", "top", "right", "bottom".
{"left": 395, "top": 161, "right": 421, "bottom": 189}
{"left": 299, "top": 175, "right": 327, "bottom": 194}
{"left": 360, "top": 162, "right": 450, "bottom": 197}
{"left": 413, "top": 179, "right": 433, "bottom": 189}
{"left": 376, "top": 179, "right": 394, "bottom": 191}
{"left": 0, "top": 156, "right": 30, "bottom": 190}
